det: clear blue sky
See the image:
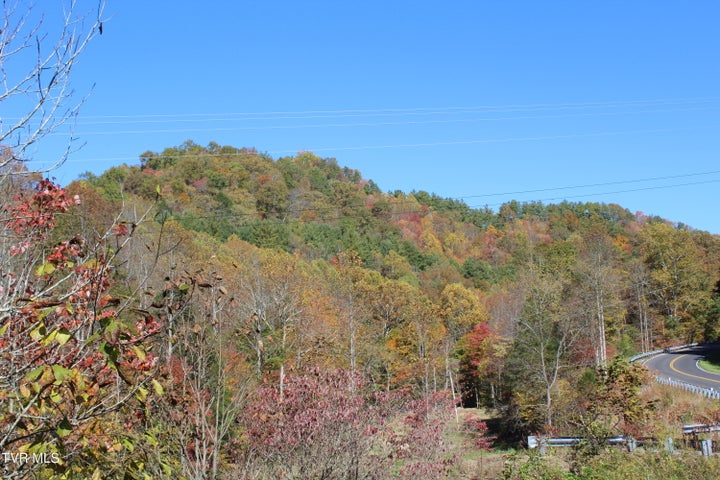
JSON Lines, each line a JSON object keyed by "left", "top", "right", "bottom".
{"left": 15, "top": 1, "right": 720, "bottom": 233}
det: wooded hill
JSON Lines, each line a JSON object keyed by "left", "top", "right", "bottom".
{"left": 3, "top": 141, "right": 720, "bottom": 478}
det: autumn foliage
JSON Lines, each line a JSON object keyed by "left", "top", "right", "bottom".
{"left": 2, "top": 141, "right": 719, "bottom": 478}
{"left": 239, "top": 369, "right": 459, "bottom": 480}
{"left": 0, "top": 178, "right": 160, "bottom": 478}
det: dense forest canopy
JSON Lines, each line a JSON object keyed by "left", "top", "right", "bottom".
{"left": 3, "top": 140, "right": 720, "bottom": 478}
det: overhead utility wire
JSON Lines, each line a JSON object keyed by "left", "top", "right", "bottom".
{"left": 472, "top": 178, "right": 720, "bottom": 209}
{"left": 278, "top": 125, "right": 720, "bottom": 154}
{"left": 458, "top": 169, "right": 720, "bottom": 199}
{"left": 10, "top": 96, "right": 720, "bottom": 126}
{"left": 15, "top": 95, "right": 720, "bottom": 122}
{"left": 42, "top": 104, "right": 720, "bottom": 128}
{"left": 36, "top": 123, "right": 720, "bottom": 150}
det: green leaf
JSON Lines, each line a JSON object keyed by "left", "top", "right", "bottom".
{"left": 144, "top": 431, "right": 159, "bottom": 447}
{"left": 85, "top": 332, "right": 101, "bottom": 345}
{"left": 36, "top": 307, "right": 53, "bottom": 322}
{"left": 57, "top": 418, "right": 72, "bottom": 437}
{"left": 29, "top": 324, "right": 46, "bottom": 342}
{"left": 52, "top": 365, "right": 71, "bottom": 384}
{"left": 121, "top": 438, "right": 136, "bottom": 453}
{"left": 41, "top": 329, "right": 57, "bottom": 346}
{"left": 34, "top": 262, "right": 56, "bottom": 277}
{"left": 55, "top": 328, "right": 71, "bottom": 346}
{"left": 0, "top": 323, "right": 7, "bottom": 336}
{"left": 25, "top": 366, "right": 44, "bottom": 382}
{"left": 100, "top": 341, "right": 119, "bottom": 364}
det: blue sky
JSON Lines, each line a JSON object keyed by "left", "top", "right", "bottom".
{"left": 13, "top": 1, "right": 720, "bottom": 233}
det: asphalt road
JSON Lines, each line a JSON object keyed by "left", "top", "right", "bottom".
{"left": 643, "top": 345, "right": 720, "bottom": 392}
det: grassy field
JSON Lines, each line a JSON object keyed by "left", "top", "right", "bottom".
{"left": 698, "top": 350, "right": 720, "bottom": 374}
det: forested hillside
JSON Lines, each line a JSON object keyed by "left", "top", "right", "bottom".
{"left": 3, "top": 141, "right": 720, "bottom": 478}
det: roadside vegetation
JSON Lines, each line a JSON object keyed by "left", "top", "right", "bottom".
{"left": 3, "top": 4, "right": 720, "bottom": 477}
{"left": 698, "top": 350, "right": 720, "bottom": 374}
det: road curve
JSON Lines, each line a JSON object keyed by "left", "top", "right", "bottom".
{"left": 643, "top": 345, "right": 720, "bottom": 392}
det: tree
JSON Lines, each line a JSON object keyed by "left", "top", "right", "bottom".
{"left": 152, "top": 269, "right": 251, "bottom": 480}
{"left": 510, "top": 264, "right": 578, "bottom": 429}
{"left": 581, "top": 358, "right": 654, "bottom": 442}
{"left": 359, "top": 277, "right": 414, "bottom": 390}
{"left": 642, "top": 223, "right": 708, "bottom": 341}
{"left": 234, "top": 250, "right": 306, "bottom": 379}
{"left": 457, "top": 322, "right": 503, "bottom": 408}
{"left": 387, "top": 291, "right": 445, "bottom": 395}
{"left": 628, "top": 259, "right": 654, "bottom": 352}
{"left": 575, "top": 228, "right": 624, "bottom": 369}
{"left": 0, "top": 179, "right": 161, "bottom": 478}
{"left": 1, "top": 1, "right": 104, "bottom": 175}
{"left": 438, "top": 283, "right": 488, "bottom": 408}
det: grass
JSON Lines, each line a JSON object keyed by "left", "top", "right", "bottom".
{"left": 698, "top": 349, "right": 720, "bottom": 374}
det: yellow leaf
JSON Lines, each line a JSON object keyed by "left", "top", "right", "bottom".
{"left": 133, "top": 345, "right": 146, "bottom": 361}
{"left": 151, "top": 379, "right": 165, "bottom": 396}
{"left": 19, "top": 384, "right": 31, "bottom": 398}
{"left": 30, "top": 324, "right": 46, "bottom": 342}
{"left": 135, "top": 386, "right": 148, "bottom": 402}
{"left": 56, "top": 328, "right": 71, "bottom": 345}
{"left": 34, "top": 262, "right": 55, "bottom": 277}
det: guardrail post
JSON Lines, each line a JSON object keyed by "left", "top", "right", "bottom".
{"left": 664, "top": 437, "right": 674, "bottom": 453}
{"left": 701, "top": 439, "right": 712, "bottom": 457}
{"left": 625, "top": 437, "right": 636, "bottom": 452}
{"left": 539, "top": 436, "right": 547, "bottom": 456}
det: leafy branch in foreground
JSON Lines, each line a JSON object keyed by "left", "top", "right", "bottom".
{"left": 0, "top": 178, "right": 161, "bottom": 478}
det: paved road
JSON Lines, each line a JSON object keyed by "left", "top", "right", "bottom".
{"left": 643, "top": 345, "right": 720, "bottom": 391}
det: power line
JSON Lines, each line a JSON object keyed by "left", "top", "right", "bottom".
{"left": 9, "top": 97, "right": 720, "bottom": 125}
{"left": 35, "top": 104, "right": 720, "bottom": 131}
{"left": 458, "top": 170, "right": 720, "bottom": 199}
{"left": 9, "top": 95, "right": 718, "bottom": 122}
{"left": 473, "top": 178, "right": 720, "bottom": 209}
{"left": 268, "top": 125, "right": 720, "bottom": 154}
{"left": 29, "top": 123, "right": 720, "bottom": 157}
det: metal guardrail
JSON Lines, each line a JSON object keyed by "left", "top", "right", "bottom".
{"left": 527, "top": 435, "right": 626, "bottom": 449}
{"left": 628, "top": 349, "right": 665, "bottom": 363}
{"left": 528, "top": 346, "right": 720, "bottom": 456}
{"left": 656, "top": 376, "right": 720, "bottom": 400}
{"left": 628, "top": 343, "right": 699, "bottom": 363}
{"left": 682, "top": 423, "right": 720, "bottom": 435}
{"left": 530, "top": 423, "right": 720, "bottom": 456}
{"left": 628, "top": 343, "right": 720, "bottom": 399}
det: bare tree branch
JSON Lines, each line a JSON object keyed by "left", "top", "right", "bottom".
{"left": 0, "top": 0, "right": 105, "bottom": 177}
